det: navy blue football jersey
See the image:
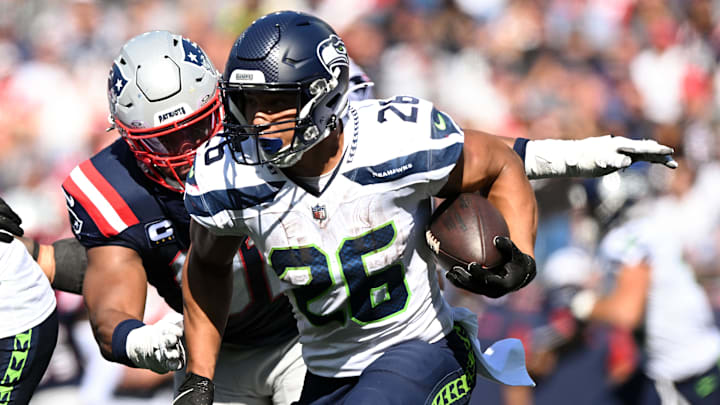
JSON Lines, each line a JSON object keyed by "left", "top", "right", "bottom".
{"left": 62, "top": 138, "right": 296, "bottom": 347}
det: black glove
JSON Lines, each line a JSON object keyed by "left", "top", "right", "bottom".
{"left": 0, "top": 197, "right": 23, "bottom": 243}
{"left": 446, "top": 236, "right": 536, "bottom": 298}
{"left": 173, "top": 373, "right": 214, "bottom": 405}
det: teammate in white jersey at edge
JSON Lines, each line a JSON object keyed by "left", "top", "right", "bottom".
{"left": 0, "top": 198, "right": 57, "bottom": 405}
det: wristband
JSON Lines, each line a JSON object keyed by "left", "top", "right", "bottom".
{"left": 112, "top": 319, "right": 145, "bottom": 367}
{"left": 512, "top": 137, "right": 530, "bottom": 162}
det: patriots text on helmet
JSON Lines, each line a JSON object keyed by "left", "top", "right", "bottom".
{"left": 155, "top": 104, "right": 190, "bottom": 126}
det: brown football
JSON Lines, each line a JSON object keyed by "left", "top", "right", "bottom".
{"left": 426, "top": 193, "right": 510, "bottom": 270}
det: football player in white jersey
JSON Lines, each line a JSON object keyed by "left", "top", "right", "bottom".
{"left": 563, "top": 163, "right": 720, "bottom": 405}
{"left": 179, "top": 11, "right": 539, "bottom": 405}
{"left": 0, "top": 198, "right": 58, "bottom": 404}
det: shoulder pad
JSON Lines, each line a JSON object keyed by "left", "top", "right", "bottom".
{"left": 62, "top": 140, "right": 167, "bottom": 239}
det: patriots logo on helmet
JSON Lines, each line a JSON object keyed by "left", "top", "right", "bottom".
{"left": 182, "top": 38, "right": 205, "bottom": 67}
{"left": 316, "top": 35, "right": 349, "bottom": 76}
{"left": 108, "top": 62, "right": 128, "bottom": 99}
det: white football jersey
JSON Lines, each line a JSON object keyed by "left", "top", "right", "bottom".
{"left": 600, "top": 200, "right": 720, "bottom": 381}
{"left": 0, "top": 238, "right": 56, "bottom": 338}
{"left": 186, "top": 96, "right": 463, "bottom": 377}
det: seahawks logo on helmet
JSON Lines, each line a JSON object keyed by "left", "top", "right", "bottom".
{"left": 316, "top": 35, "right": 349, "bottom": 76}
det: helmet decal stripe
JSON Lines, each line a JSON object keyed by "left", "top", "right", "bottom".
{"left": 109, "top": 63, "right": 128, "bottom": 99}
{"left": 182, "top": 38, "right": 205, "bottom": 67}
{"left": 65, "top": 161, "right": 140, "bottom": 236}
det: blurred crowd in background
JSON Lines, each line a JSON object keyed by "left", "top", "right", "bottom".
{"left": 1, "top": 0, "right": 719, "bottom": 403}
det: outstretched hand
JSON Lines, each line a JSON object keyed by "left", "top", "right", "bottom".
{"left": 615, "top": 137, "right": 678, "bottom": 169}
{"left": 0, "top": 197, "right": 23, "bottom": 243}
{"left": 576, "top": 135, "right": 677, "bottom": 176}
{"left": 524, "top": 134, "right": 678, "bottom": 179}
{"left": 446, "top": 236, "right": 536, "bottom": 298}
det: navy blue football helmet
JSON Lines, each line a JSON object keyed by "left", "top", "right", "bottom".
{"left": 222, "top": 11, "right": 350, "bottom": 167}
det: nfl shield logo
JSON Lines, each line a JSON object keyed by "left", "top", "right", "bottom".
{"left": 312, "top": 204, "right": 327, "bottom": 221}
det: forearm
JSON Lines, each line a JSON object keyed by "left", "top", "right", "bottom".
{"left": 589, "top": 294, "right": 645, "bottom": 330}
{"left": 486, "top": 154, "right": 537, "bottom": 257}
{"left": 14, "top": 236, "right": 87, "bottom": 294}
{"left": 19, "top": 238, "right": 57, "bottom": 285}
{"left": 14, "top": 236, "right": 51, "bottom": 280}
{"left": 573, "top": 262, "right": 649, "bottom": 329}
{"left": 90, "top": 308, "right": 145, "bottom": 359}
{"left": 447, "top": 131, "right": 538, "bottom": 255}
{"left": 183, "top": 248, "right": 233, "bottom": 379}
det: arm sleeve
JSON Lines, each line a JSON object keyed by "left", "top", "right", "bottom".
{"left": 51, "top": 238, "right": 87, "bottom": 294}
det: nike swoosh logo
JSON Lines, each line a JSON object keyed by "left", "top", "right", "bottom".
{"left": 173, "top": 388, "right": 193, "bottom": 404}
{"left": 433, "top": 113, "right": 446, "bottom": 131}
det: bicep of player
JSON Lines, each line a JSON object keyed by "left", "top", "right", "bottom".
{"left": 441, "top": 129, "right": 537, "bottom": 256}
{"left": 187, "top": 219, "right": 245, "bottom": 269}
{"left": 83, "top": 244, "right": 148, "bottom": 358}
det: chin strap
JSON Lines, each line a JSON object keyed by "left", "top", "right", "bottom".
{"left": 106, "top": 114, "right": 116, "bottom": 132}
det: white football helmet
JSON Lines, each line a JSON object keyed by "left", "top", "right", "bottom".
{"left": 107, "top": 30, "right": 223, "bottom": 192}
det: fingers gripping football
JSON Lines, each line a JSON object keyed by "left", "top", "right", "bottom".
{"left": 492, "top": 236, "right": 536, "bottom": 291}
{"left": 126, "top": 320, "right": 185, "bottom": 374}
{"left": 446, "top": 237, "right": 536, "bottom": 298}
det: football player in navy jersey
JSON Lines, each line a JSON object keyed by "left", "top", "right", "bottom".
{"left": 61, "top": 31, "right": 306, "bottom": 405}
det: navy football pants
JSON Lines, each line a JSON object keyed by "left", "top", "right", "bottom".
{"left": 0, "top": 310, "right": 58, "bottom": 405}
{"left": 675, "top": 360, "right": 720, "bottom": 405}
{"left": 294, "top": 325, "right": 476, "bottom": 405}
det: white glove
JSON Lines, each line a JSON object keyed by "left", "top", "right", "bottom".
{"left": 524, "top": 135, "right": 678, "bottom": 179}
{"left": 126, "top": 320, "right": 185, "bottom": 374}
